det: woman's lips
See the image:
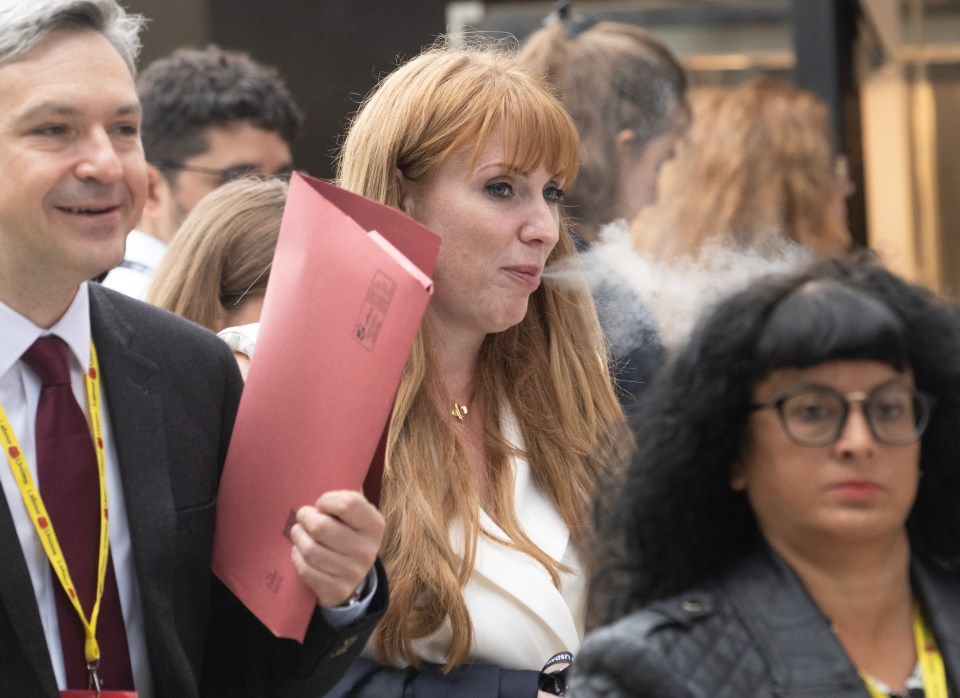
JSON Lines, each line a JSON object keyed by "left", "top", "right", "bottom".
{"left": 502, "top": 265, "right": 542, "bottom": 290}
{"left": 829, "top": 480, "right": 883, "bottom": 498}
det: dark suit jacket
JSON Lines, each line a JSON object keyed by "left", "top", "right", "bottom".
{"left": 0, "top": 285, "right": 385, "bottom": 697}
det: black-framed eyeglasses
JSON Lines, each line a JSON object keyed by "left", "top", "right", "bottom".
{"left": 751, "top": 383, "right": 934, "bottom": 448}
{"left": 152, "top": 160, "right": 295, "bottom": 185}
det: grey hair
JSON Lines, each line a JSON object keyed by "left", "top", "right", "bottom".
{"left": 0, "top": 0, "right": 145, "bottom": 74}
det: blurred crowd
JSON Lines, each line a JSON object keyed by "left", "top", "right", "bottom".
{"left": 2, "top": 1, "right": 958, "bottom": 697}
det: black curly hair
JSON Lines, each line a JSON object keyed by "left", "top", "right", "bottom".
{"left": 589, "top": 251, "right": 960, "bottom": 626}
{"left": 137, "top": 44, "right": 303, "bottom": 175}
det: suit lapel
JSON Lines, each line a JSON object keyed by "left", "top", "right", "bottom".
{"left": 0, "top": 483, "right": 60, "bottom": 695}
{"left": 88, "top": 287, "right": 184, "bottom": 685}
{"left": 465, "top": 407, "right": 581, "bottom": 652}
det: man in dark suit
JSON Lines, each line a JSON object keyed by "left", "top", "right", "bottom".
{"left": 0, "top": 1, "right": 386, "bottom": 695}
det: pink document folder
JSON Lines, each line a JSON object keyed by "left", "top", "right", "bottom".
{"left": 211, "top": 173, "right": 440, "bottom": 640}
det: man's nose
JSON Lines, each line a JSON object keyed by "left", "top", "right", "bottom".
{"left": 74, "top": 129, "right": 124, "bottom": 182}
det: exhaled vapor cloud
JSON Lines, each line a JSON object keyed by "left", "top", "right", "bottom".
{"left": 545, "top": 220, "right": 813, "bottom": 351}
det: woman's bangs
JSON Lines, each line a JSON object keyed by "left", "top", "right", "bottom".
{"left": 463, "top": 81, "right": 580, "bottom": 187}
{"left": 755, "top": 280, "right": 910, "bottom": 373}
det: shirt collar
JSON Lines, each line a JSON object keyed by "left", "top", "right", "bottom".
{"left": 0, "top": 282, "right": 92, "bottom": 377}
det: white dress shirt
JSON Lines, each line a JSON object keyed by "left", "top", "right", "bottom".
{"left": 0, "top": 284, "right": 154, "bottom": 696}
{"left": 101, "top": 229, "right": 167, "bottom": 301}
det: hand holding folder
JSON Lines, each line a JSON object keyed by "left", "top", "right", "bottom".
{"left": 211, "top": 173, "right": 440, "bottom": 640}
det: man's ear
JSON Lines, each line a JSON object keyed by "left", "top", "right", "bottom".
{"left": 614, "top": 128, "right": 637, "bottom": 157}
{"left": 139, "top": 163, "right": 170, "bottom": 235}
{"left": 730, "top": 461, "right": 747, "bottom": 491}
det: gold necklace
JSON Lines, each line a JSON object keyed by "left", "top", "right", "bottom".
{"left": 451, "top": 401, "right": 469, "bottom": 422}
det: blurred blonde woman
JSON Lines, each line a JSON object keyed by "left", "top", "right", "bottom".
{"left": 147, "top": 177, "right": 285, "bottom": 332}
{"left": 520, "top": 15, "right": 689, "bottom": 415}
{"left": 520, "top": 14, "right": 689, "bottom": 243}
{"left": 633, "top": 77, "right": 854, "bottom": 259}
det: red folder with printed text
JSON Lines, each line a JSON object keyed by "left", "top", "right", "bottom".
{"left": 211, "top": 173, "right": 440, "bottom": 640}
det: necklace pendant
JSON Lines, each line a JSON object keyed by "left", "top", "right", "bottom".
{"left": 452, "top": 402, "right": 469, "bottom": 422}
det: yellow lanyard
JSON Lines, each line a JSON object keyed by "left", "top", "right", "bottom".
{"left": 861, "top": 605, "right": 949, "bottom": 698}
{"left": 0, "top": 340, "right": 109, "bottom": 667}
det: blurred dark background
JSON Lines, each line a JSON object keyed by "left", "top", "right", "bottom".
{"left": 126, "top": 0, "right": 449, "bottom": 181}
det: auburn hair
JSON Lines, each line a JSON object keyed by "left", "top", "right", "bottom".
{"left": 338, "top": 41, "right": 630, "bottom": 669}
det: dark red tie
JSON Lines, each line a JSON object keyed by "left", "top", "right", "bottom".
{"left": 22, "top": 336, "right": 134, "bottom": 690}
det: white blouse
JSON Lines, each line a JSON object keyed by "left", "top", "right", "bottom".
{"left": 386, "top": 408, "right": 584, "bottom": 670}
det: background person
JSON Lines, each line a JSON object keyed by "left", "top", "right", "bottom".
{"left": 147, "top": 177, "right": 284, "bottom": 333}
{"left": 570, "top": 252, "right": 960, "bottom": 697}
{"left": 519, "top": 9, "right": 690, "bottom": 415}
{"left": 0, "top": 2, "right": 384, "bottom": 695}
{"left": 101, "top": 43, "right": 302, "bottom": 299}
{"left": 519, "top": 8, "right": 689, "bottom": 243}
{"left": 632, "top": 76, "right": 854, "bottom": 260}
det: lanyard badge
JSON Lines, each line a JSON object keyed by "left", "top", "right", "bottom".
{"left": 0, "top": 342, "right": 130, "bottom": 696}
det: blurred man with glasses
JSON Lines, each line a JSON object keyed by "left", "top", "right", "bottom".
{"left": 102, "top": 44, "right": 302, "bottom": 298}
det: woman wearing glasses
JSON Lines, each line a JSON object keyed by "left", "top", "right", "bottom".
{"left": 570, "top": 252, "right": 960, "bottom": 697}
